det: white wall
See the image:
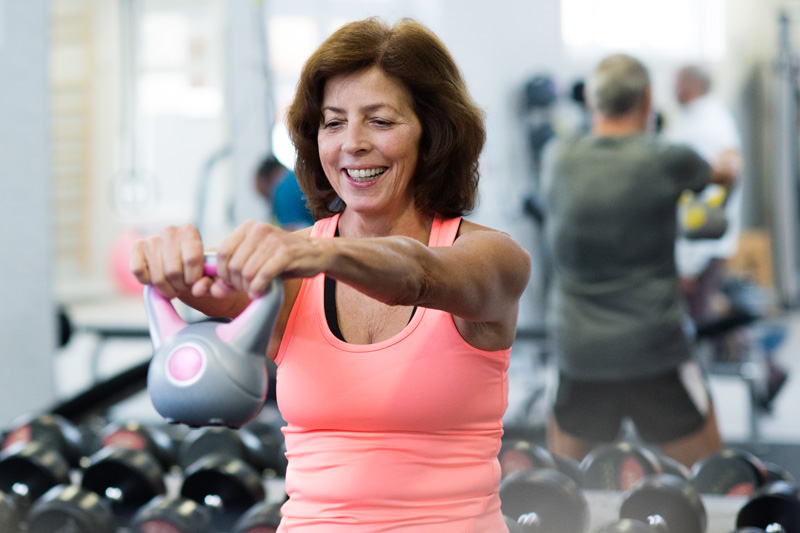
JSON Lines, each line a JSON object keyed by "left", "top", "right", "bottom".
{"left": 0, "top": 0, "right": 56, "bottom": 425}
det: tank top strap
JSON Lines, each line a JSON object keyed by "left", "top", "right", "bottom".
{"left": 310, "top": 213, "right": 341, "bottom": 239}
{"left": 429, "top": 214, "right": 462, "bottom": 247}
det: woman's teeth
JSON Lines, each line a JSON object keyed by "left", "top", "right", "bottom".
{"left": 347, "top": 168, "right": 386, "bottom": 182}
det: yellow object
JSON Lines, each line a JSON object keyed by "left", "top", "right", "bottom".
{"left": 683, "top": 204, "right": 707, "bottom": 230}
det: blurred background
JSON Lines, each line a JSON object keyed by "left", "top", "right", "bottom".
{"left": 2, "top": 0, "right": 800, "bottom": 459}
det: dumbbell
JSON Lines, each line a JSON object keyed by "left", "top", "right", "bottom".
{"left": 128, "top": 443, "right": 271, "bottom": 533}
{"left": 499, "top": 468, "right": 589, "bottom": 532}
{"left": 26, "top": 484, "right": 116, "bottom": 533}
{"left": 499, "top": 439, "right": 557, "bottom": 479}
{"left": 499, "top": 438, "right": 584, "bottom": 487}
{"left": 691, "top": 448, "right": 769, "bottom": 497}
{"left": 0, "top": 439, "right": 73, "bottom": 528}
{"left": 2, "top": 412, "right": 88, "bottom": 468}
{"left": 93, "top": 419, "right": 178, "bottom": 472}
{"left": 23, "top": 445, "right": 168, "bottom": 531}
{"left": 178, "top": 424, "right": 286, "bottom": 477}
{"left": 735, "top": 479, "right": 800, "bottom": 532}
{"left": 144, "top": 252, "right": 283, "bottom": 428}
{"left": 130, "top": 494, "right": 213, "bottom": 532}
{"left": 181, "top": 453, "right": 266, "bottom": 530}
{"left": 594, "top": 474, "right": 707, "bottom": 533}
{"left": 232, "top": 500, "right": 283, "bottom": 533}
{"left": 581, "top": 442, "right": 662, "bottom": 491}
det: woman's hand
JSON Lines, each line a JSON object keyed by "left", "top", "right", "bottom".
{"left": 129, "top": 224, "right": 208, "bottom": 300}
{"left": 215, "top": 220, "right": 324, "bottom": 299}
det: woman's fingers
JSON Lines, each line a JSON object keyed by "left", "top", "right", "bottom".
{"left": 218, "top": 221, "right": 281, "bottom": 295}
{"left": 128, "top": 224, "right": 205, "bottom": 299}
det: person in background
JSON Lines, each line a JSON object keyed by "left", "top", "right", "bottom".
{"left": 665, "top": 65, "right": 788, "bottom": 410}
{"left": 542, "top": 54, "right": 735, "bottom": 468}
{"left": 663, "top": 64, "right": 743, "bottom": 324}
{"left": 254, "top": 154, "right": 315, "bottom": 230}
{"left": 130, "top": 17, "right": 531, "bottom": 532}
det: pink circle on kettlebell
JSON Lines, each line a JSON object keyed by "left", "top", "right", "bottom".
{"left": 167, "top": 346, "right": 204, "bottom": 383}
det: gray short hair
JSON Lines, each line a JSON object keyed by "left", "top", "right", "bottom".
{"left": 678, "top": 65, "right": 711, "bottom": 93}
{"left": 588, "top": 54, "right": 650, "bottom": 117}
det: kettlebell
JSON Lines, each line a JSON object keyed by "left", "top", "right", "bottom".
{"left": 678, "top": 186, "right": 728, "bottom": 240}
{"left": 143, "top": 253, "right": 283, "bottom": 428}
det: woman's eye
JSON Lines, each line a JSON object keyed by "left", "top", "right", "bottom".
{"left": 322, "top": 119, "right": 342, "bottom": 129}
{"left": 372, "top": 119, "right": 393, "bottom": 127}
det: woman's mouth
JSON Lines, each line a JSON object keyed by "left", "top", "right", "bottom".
{"left": 346, "top": 167, "right": 388, "bottom": 183}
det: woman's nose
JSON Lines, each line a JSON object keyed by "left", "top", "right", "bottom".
{"left": 342, "top": 123, "right": 370, "bottom": 153}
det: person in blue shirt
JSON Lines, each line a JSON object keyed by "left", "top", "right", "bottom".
{"left": 255, "top": 155, "right": 315, "bottom": 230}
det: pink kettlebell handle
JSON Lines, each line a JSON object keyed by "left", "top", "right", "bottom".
{"left": 203, "top": 251, "right": 218, "bottom": 278}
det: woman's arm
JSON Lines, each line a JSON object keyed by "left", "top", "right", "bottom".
{"left": 216, "top": 219, "right": 532, "bottom": 349}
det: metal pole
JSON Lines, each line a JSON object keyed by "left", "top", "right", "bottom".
{"left": 772, "top": 11, "right": 800, "bottom": 307}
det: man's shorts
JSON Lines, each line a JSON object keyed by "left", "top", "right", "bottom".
{"left": 552, "top": 360, "right": 710, "bottom": 444}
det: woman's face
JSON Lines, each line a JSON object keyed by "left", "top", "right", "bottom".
{"left": 317, "top": 67, "right": 423, "bottom": 219}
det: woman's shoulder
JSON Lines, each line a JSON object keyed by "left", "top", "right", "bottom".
{"left": 454, "top": 219, "right": 528, "bottom": 255}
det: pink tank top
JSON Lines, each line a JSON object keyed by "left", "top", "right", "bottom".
{"left": 274, "top": 214, "right": 510, "bottom": 532}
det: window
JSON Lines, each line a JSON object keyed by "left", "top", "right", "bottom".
{"left": 561, "top": 0, "right": 726, "bottom": 61}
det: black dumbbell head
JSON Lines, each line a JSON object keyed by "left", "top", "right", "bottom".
{"left": 96, "top": 420, "right": 176, "bottom": 471}
{"left": 3, "top": 413, "right": 85, "bottom": 467}
{"left": 499, "top": 468, "right": 588, "bottom": 532}
{"left": 499, "top": 439, "right": 557, "bottom": 479}
{"left": 691, "top": 448, "right": 768, "bottom": 497}
{"left": 81, "top": 447, "right": 166, "bottom": 523}
{"left": 129, "top": 494, "right": 212, "bottom": 533}
{"left": 26, "top": 484, "right": 116, "bottom": 533}
{"left": 736, "top": 480, "right": 800, "bottom": 532}
{"left": 178, "top": 427, "right": 268, "bottom": 472}
{"left": 0, "top": 440, "right": 71, "bottom": 510}
{"left": 181, "top": 454, "right": 266, "bottom": 531}
{"left": 581, "top": 442, "right": 661, "bottom": 491}
{"left": 620, "top": 474, "right": 707, "bottom": 533}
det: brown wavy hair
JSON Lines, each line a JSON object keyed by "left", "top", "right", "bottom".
{"left": 286, "top": 17, "right": 485, "bottom": 220}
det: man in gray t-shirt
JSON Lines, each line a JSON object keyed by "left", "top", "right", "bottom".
{"left": 542, "top": 54, "right": 734, "bottom": 469}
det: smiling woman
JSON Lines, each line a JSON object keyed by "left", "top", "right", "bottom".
{"left": 288, "top": 17, "right": 485, "bottom": 221}
{"left": 130, "top": 16, "right": 531, "bottom": 533}
{"left": 316, "top": 67, "right": 423, "bottom": 220}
